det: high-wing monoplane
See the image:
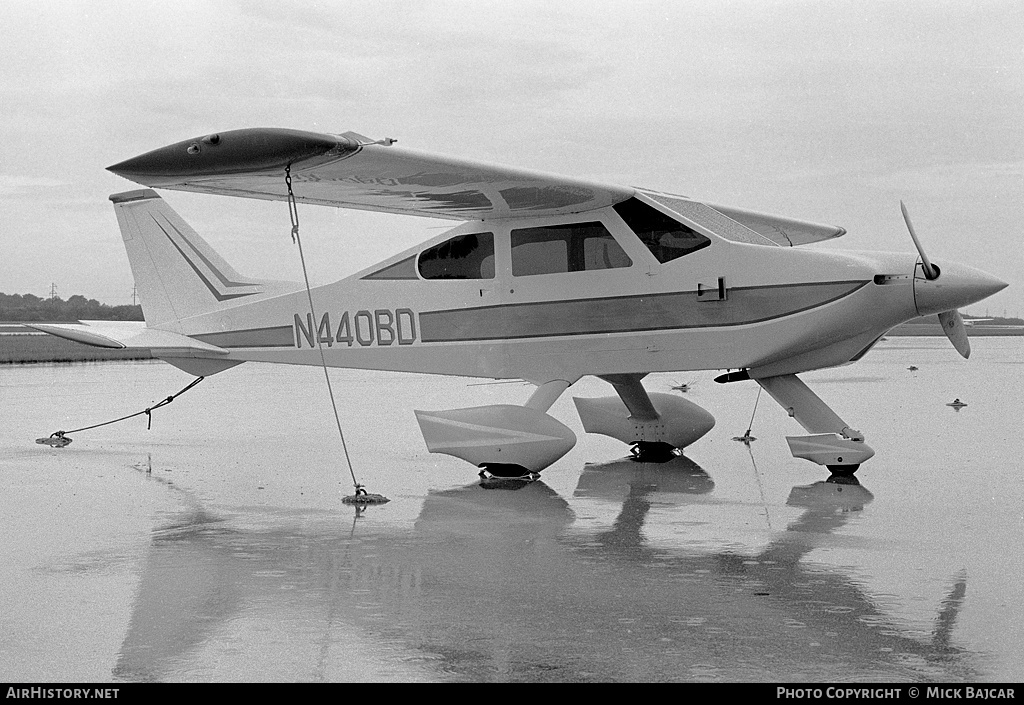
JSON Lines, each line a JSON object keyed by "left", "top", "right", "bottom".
{"left": 34, "top": 128, "right": 1007, "bottom": 478}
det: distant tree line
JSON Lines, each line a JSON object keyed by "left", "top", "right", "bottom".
{"left": 0, "top": 292, "right": 143, "bottom": 322}
{"left": 956, "top": 314, "right": 1023, "bottom": 326}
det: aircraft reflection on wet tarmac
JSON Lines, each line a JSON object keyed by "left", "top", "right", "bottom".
{"left": 115, "top": 456, "right": 976, "bottom": 683}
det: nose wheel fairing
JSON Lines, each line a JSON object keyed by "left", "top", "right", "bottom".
{"left": 756, "top": 373, "right": 875, "bottom": 473}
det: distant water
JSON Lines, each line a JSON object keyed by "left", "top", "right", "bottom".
{"left": 1, "top": 338, "right": 1021, "bottom": 682}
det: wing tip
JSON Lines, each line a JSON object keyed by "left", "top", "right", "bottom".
{"left": 110, "top": 189, "right": 161, "bottom": 204}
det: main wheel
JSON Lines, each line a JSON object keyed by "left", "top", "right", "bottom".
{"left": 480, "top": 463, "right": 535, "bottom": 478}
{"left": 630, "top": 441, "right": 679, "bottom": 463}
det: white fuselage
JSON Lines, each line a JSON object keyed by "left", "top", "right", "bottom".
{"left": 171, "top": 197, "right": 928, "bottom": 384}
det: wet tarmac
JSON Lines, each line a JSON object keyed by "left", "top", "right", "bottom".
{"left": 1, "top": 338, "right": 1021, "bottom": 682}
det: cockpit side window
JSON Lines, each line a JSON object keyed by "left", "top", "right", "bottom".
{"left": 418, "top": 232, "right": 495, "bottom": 280}
{"left": 511, "top": 222, "right": 632, "bottom": 276}
{"left": 613, "top": 197, "right": 711, "bottom": 263}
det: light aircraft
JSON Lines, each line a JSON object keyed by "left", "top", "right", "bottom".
{"left": 33, "top": 128, "right": 1007, "bottom": 478}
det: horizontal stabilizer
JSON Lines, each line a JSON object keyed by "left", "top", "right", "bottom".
{"left": 30, "top": 322, "right": 241, "bottom": 377}
{"left": 29, "top": 322, "right": 228, "bottom": 354}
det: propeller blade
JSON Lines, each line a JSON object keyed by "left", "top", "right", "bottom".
{"left": 938, "top": 309, "right": 971, "bottom": 359}
{"left": 900, "top": 201, "right": 938, "bottom": 280}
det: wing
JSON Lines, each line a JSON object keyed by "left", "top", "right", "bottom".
{"left": 108, "top": 127, "right": 848, "bottom": 241}
{"left": 108, "top": 128, "right": 634, "bottom": 221}
{"left": 704, "top": 202, "right": 846, "bottom": 246}
{"left": 639, "top": 189, "right": 845, "bottom": 247}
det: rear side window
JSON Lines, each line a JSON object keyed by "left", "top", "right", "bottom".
{"left": 613, "top": 198, "right": 710, "bottom": 263}
{"left": 418, "top": 233, "right": 495, "bottom": 279}
{"left": 511, "top": 222, "right": 631, "bottom": 276}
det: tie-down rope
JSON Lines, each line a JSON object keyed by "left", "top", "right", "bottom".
{"left": 285, "top": 165, "right": 387, "bottom": 505}
{"left": 37, "top": 376, "right": 205, "bottom": 447}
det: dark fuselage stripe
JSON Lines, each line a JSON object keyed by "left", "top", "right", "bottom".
{"left": 418, "top": 281, "right": 869, "bottom": 343}
{"left": 192, "top": 325, "right": 294, "bottom": 348}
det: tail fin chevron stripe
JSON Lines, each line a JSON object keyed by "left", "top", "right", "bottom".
{"left": 110, "top": 189, "right": 270, "bottom": 328}
{"left": 149, "top": 213, "right": 262, "bottom": 301}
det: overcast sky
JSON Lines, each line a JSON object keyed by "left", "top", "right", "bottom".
{"left": 1, "top": 0, "right": 1020, "bottom": 315}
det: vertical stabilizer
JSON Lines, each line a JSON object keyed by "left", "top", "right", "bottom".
{"left": 111, "top": 189, "right": 271, "bottom": 328}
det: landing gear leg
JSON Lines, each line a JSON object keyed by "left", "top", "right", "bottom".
{"left": 756, "top": 374, "right": 875, "bottom": 473}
